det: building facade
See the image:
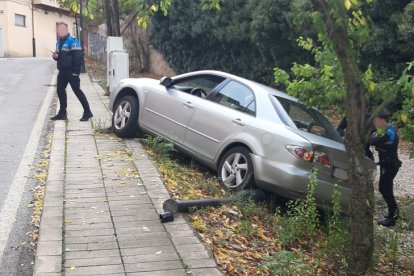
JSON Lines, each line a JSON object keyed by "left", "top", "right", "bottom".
{"left": 0, "top": 0, "right": 76, "bottom": 58}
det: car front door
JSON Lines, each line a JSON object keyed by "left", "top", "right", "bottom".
{"left": 184, "top": 80, "right": 256, "bottom": 161}
{"left": 141, "top": 74, "right": 225, "bottom": 144}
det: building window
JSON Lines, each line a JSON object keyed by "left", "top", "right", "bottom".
{"left": 15, "top": 14, "right": 26, "bottom": 27}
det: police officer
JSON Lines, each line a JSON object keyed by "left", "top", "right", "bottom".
{"left": 369, "top": 110, "right": 402, "bottom": 227}
{"left": 51, "top": 22, "right": 93, "bottom": 121}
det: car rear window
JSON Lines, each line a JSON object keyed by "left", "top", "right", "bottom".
{"left": 272, "top": 96, "right": 343, "bottom": 143}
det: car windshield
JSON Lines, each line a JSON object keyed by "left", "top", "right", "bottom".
{"left": 273, "top": 96, "right": 343, "bottom": 143}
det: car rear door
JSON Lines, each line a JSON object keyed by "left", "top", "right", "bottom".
{"left": 184, "top": 80, "right": 256, "bottom": 161}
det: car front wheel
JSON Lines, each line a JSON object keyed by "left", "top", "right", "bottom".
{"left": 112, "top": 95, "right": 139, "bottom": 138}
{"left": 218, "top": 146, "right": 254, "bottom": 191}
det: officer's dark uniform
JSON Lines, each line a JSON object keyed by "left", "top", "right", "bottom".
{"left": 369, "top": 125, "right": 402, "bottom": 226}
{"left": 52, "top": 34, "right": 92, "bottom": 120}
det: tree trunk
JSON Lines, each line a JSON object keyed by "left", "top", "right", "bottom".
{"left": 111, "top": 0, "right": 121, "bottom": 36}
{"left": 104, "top": 0, "right": 113, "bottom": 36}
{"left": 104, "top": 0, "right": 120, "bottom": 36}
{"left": 312, "top": 1, "right": 374, "bottom": 275}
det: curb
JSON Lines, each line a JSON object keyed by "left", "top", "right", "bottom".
{"left": 32, "top": 120, "right": 66, "bottom": 275}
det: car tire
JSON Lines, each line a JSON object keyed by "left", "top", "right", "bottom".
{"left": 218, "top": 146, "right": 254, "bottom": 191}
{"left": 112, "top": 95, "right": 139, "bottom": 138}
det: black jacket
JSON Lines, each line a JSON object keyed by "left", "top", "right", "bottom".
{"left": 54, "top": 35, "right": 82, "bottom": 75}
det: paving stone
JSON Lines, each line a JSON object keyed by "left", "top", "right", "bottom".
{"left": 126, "top": 269, "right": 186, "bottom": 276}
{"left": 188, "top": 268, "right": 224, "bottom": 276}
{"left": 171, "top": 236, "right": 201, "bottom": 246}
{"left": 175, "top": 243, "right": 206, "bottom": 253}
{"left": 118, "top": 238, "right": 172, "bottom": 249}
{"left": 179, "top": 250, "right": 211, "bottom": 260}
{"left": 123, "top": 252, "right": 179, "bottom": 264}
{"left": 65, "top": 235, "right": 116, "bottom": 244}
{"left": 65, "top": 249, "right": 120, "bottom": 260}
{"left": 65, "top": 228, "right": 115, "bottom": 238}
{"left": 184, "top": 258, "right": 218, "bottom": 269}
{"left": 64, "top": 264, "right": 124, "bottom": 275}
{"left": 124, "top": 260, "right": 183, "bottom": 273}
{"left": 65, "top": 256, "right": 123, "bottom": 267}
{"left": 37, "top": 241, "right": 62, "bottom": 256}
{"left": 33, "top": 255, "right": 62, "bottom": 273}
{"left": 39, "top": 228, "right": 62, "bottom": 242}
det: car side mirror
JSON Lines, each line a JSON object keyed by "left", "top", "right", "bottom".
{"left": 160, "top": 76, "right": 173, "bottom": 88}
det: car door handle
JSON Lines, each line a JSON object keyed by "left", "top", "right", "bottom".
{"left": 183, "top": 101, "right": 194, "bottom": 109}
{"left": 232, "top": 118, "right": 246, "bottom": 126}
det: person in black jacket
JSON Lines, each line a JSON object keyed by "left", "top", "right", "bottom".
{"left": 51, "top": 22, "right": 93, "bottom": 121}
{"left": 369, "top": 110, "right": 402, "bottom": 227}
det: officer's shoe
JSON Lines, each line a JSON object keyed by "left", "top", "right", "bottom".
{"left": 51, "top": 113, "right": 67, "bottom": 121}
{"left": 378, "top": 217, "right": 396, "bottom": 227}
{"left": 384, "top": 209, "right": 399, "bottom": 219}
{"left": 80, "top": 112, "right": 93, "bottom": 121}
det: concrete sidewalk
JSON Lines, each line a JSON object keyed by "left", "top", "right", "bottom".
{"left": 33, "top": 73, "right": 222, "bottom": 275}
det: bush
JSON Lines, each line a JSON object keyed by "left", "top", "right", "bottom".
{"left": 277, "top": 169, "right": 320, "bottom": 246}
{"left": 259, "top": 250, "right": 314, "bottom": 275}
{"left": 149, "top": 0, "right": 311, "bottom": 85}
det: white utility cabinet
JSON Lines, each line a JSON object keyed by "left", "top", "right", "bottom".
{"left": 108, "top": 50, "right": 129, "bottom": 94}
{"left": 106, "top": 36, "right": 125, "bottom": 89}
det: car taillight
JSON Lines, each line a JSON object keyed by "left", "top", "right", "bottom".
{"left": 314, "top": 151, "right": 330, "bottom": 167}
{"left": 286, "top": 145, "right": 314, "bottom": 162}
{"left": 286, "top": 145, "right": 330, "bottom": 168}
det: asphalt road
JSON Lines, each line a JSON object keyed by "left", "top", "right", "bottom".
{"left": 0, "top": 57, "right": 56, "bottom": 275}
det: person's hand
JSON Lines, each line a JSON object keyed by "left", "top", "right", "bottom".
{"left": 52, "top": 52, "right": 59, "bottom": 59}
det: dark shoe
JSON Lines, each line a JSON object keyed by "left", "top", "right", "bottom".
{"left": 80, "top": 112, "right": 93, "bottom": 121}
{"left": 51, "top": 113, "right": 67, "bottom": 121}
{"left": 378, "top": 217, "right": 396, "bottom": 227}
{"left": 384, "top": 208, "right": 399, "bottom": 219}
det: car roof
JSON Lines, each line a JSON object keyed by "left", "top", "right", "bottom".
{"left": 174, "top": 70, "right": 299, "bottom": 102}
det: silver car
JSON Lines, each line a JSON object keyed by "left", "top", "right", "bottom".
{"left": 109, "top": 70, "right": 374, "bottom": 210}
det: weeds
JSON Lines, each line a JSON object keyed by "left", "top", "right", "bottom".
{"left": 140, "top": 135, "right": 174, "bottom": 158}
{"left": 322, "top": 184, "right": 349, "bottom": 271}
{"left": 259, "top": 250, "right": 314, "bottom": 275}
{"left": 277, "top": 169, "right": 320, "bottom": 246}
{"left": 92, "top": 118, "right": 111, "bottom": 134}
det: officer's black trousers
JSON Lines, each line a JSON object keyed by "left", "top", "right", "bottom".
{"left": 57, "top": 71, "right": 91, "bottom": 114}
{"left": 379, "top": 164, "right": 400, "bottom": 217}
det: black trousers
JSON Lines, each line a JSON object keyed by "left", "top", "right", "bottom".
{"left": 379, "top": 164, "right": 400, "bottom": 217}
{"left": 57, "top": 71, "right": 91, "bottom": 114}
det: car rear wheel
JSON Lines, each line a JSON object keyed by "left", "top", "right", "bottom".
{"left": 218, "top": 146, "right": 254, "bottom": 191}
{"left": 112, "top": 95, "right": 139, "bottom": 138}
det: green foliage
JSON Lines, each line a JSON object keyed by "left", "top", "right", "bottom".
{"left": 323, "top": 185, "right": 349, "bottom": 264}
{"left": 140, "top": 135, "right": 174, "bottom": 157}
{"left": 58, "top": 0, "right": 103, "bottom": 22}
{"left": 259, "top": 250, "right": 314, "bottom": 275}
{"left": 277, "top": 169, "right": 320, "bottom": 246}
{"left": 239, "top": 219, "right": 257, "bottom": 237}
{"left": 274, "top": 35, "right": 346, "bottom": 111}
{"left": 149, "top": 0, "right": 312, "bottom": 84}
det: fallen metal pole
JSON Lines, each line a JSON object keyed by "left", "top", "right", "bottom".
{"left": 160, "top": 189, "right": 266, "bottom": 223}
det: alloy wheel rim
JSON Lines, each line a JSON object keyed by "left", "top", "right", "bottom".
{"left": 221, "top": 152, "right": 248, "bottom": 188}
{"left": 114, "top": 101, "right": 131, "bottom": 130}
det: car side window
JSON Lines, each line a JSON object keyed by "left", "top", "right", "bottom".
{"left": 172, "top": 75, "right": 225, "bottom": 95}
{"left": 210, "top": 81, "right": 256, "bottom": 115}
